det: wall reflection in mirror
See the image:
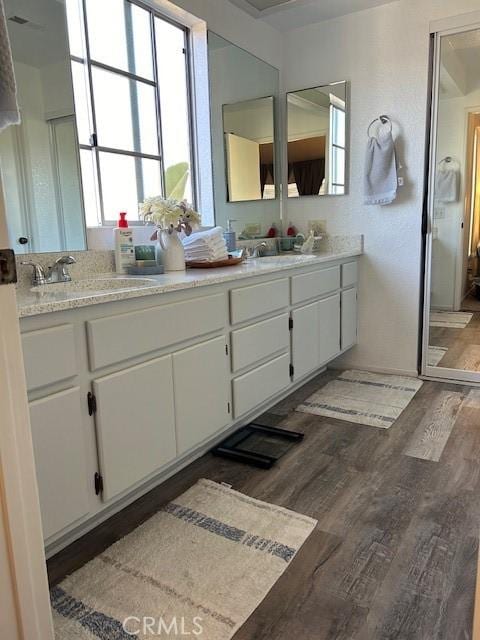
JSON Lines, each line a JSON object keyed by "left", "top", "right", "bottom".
{"left": 427, "top": 27, "right": 480, "bottom": 374}
{"left": 0, "top": 0, "right": 86, "bottom": 254}
{"left": 208, "top": 32, "right": 280, "bottom": 235}
{"left": 287, "top": 82, "right": 347, "bottom": 197}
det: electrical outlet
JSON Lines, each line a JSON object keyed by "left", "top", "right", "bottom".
{"left": 307, "top": 220, "right": 326, "bottom": 235}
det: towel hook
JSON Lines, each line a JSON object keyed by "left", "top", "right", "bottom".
{"left": 367, "top": 115, "right": 392, "bottom": 138}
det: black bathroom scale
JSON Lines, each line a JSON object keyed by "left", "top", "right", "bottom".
{"left": 212, "top": 421, "right": 304, "bottom": 469}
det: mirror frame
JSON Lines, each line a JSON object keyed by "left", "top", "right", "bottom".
{"left": 286, "top": 80, "right": 349, "bottom": 198}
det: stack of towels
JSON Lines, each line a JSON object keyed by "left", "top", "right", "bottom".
{"left": 182, "top": 226, "right": 228, "bottom": 262}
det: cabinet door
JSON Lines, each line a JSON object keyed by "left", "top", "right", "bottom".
{"left": 342, "top": 287, "right": 358, "bottom": 351}
{"left": 173, "top": 336, "right": 230, "bottom": 455}
{"left": 318, "top": 293, "right": 341, "bottom": 365}
{"left": 292, "top": 301, "right": 319, "bottom": 380}
{"left": 93, "top": 356, "right": 176, "bottom": 501}
{"left": 29, "top": 387, "right": 90, "bottom": 540}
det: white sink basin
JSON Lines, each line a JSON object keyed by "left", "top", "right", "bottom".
{"left": 31, "top": 277, "right": 158, "bottom": 294}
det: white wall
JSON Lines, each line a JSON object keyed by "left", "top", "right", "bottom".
{"left": 283, "top": 0, "right": 480, "bottom": 376}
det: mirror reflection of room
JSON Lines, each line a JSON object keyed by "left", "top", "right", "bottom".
{"left": 428, "top": 27, "right": 480, "bottom": 372}
{"left": 223, "top": 96, "right": 275, "bottom": 202}
{"left": 287, "top": 81, "right": 346, "bottom": 197}
{"left": 208, "top": 31, "right": 280, "bottom": 236}
{"left": 0, "top": 0, "right": 86, "bottom": 254}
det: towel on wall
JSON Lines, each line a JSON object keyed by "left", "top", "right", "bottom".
{"left": 364, "top": 128, "right": 398, "bottom": 205}
{"left": 435, "top": 168, "right": 459, "bottom": 203}
{"left": 0, "top": 0, "right": 20, "bottom": 132}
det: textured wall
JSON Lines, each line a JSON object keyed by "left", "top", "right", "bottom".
{"left": 283, "top": 0, "right": 480, "bottom": 375}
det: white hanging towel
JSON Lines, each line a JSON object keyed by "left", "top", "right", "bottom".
{"left": 0, "top": 0, "right": 20, "bottom": 132}
{"left": 364, "top": 129, "right": 398, "bottom": 205}
{"left": 435, "top": 168, "right": 459, "bottom": 203}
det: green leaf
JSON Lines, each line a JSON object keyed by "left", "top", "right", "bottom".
{"left": 165, "top": 162, "right": 189, "bottom": 200}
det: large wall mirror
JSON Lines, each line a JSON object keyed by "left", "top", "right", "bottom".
{"left": 0, "top": 0, "right": 86, "bottom": 254}
{"left": 287, "top": 81, "right": 347, "bottom": 197}
{"left": 208, "top": 32, "right": 280, "bottom": 235}
{"left": 424, "top": 26, "right": 480, "bottom": 381}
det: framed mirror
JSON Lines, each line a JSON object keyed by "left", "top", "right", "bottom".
{"left": 287, "top": 81, "right": 347, "bottom": 197}
{"left": 0, "top": 0, "right": 86, "bottom": 254}
{"left": 223, "top": 96, "right": 275, "bottom": 202}
{"left": 208, "top": 32, "right": 280, "bottom": 236}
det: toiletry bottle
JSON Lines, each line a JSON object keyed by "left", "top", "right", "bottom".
{"left": 114, "top": 212, "right": 135, "bottom": 273}
{"left": 224, "top": 219, "right": 237, "bottom": 252}
{"left": 267, "top": 222, "right": 277, "bottom": 238}
{"left": 287, "top": 222, "right": 296, "bottom": 236}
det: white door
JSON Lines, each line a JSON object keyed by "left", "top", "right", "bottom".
{"left": 225, "top": 133, "right": 261, "bottom": 201}
{"left": 319, "top": 293, "right": 341, "bottom": 365}
{"left": 173, "top": 336, "right": 230, "bottom": 454}
{"left": 341, "top": 288, "right": 358, "bottom": 351}
{"left": 93, "top": 356, "right": 177, "bottom": 501}
{"left": 292, "top": 301, "right": 319, "bottom": 380}
{"left": 0, "top": 182, "right": 54, "bottom": 636}
{"left": 29, "top": 387, "right": 90, "bottom": 539}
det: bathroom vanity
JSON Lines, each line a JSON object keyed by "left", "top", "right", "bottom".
{"left": 17, "top": 251, "right": 360, "bottom": 554}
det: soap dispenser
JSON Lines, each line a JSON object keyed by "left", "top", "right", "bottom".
{"left": 224, "top": 219, "right": 237, "bottom": 252}
{"left": 114, "top": 212, "right": 135, "bottom": 273}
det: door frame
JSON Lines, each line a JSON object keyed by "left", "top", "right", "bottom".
{"left": 0, "top": 178, "right": 54, "bottom": 638}
{"left": 422, "top": 18, "right": 480, "bottom": 383}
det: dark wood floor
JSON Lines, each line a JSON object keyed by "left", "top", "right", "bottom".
{"left": 48, "top": 370, "right": 480, "bottom": 640}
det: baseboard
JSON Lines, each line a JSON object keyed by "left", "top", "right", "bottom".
{"left": 328, "top": 362, "right": 419, "bottom": 378}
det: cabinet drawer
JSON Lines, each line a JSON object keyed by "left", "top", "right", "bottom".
{"left": 230, "top": 278, "right": 289, "bottom": 325}
{"left": 22, "top": 324, "right": 77, "bottom": 392}
{"left": 232, "top": 353, "right": 290, "bottom": 418}
{"left": 87, "top": 293, "right": 225, "bottom": 370}
{"left": 291, "top": 266, "right": 340, "bottom": 305}
{"left": 342, "top": 261, "right": 358, "bottom": 288}
{"left": 231, "top": 313, "right": 289, "bottom": 372}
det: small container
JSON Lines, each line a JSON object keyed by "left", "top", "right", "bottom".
{"left": 224, "top": 219, "right": 237, "bottom": 252}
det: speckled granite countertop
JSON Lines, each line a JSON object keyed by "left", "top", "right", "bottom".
{"left": 16, "top": 249, "right": 362, "bottom": 318}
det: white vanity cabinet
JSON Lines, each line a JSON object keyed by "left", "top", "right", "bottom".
{"left": 173, "top": 335, "right": 231, "bottom": 455}
{"left": 19, "top": 254, "right": 359, "bottom": 552}
{"left": 92, "top": 355, "right": 177, "bottom": 501}
{"left": 29, "top": 387, "right": 90, "bottom": 540}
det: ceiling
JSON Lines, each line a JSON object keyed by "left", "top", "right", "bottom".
{"left": 440, "top": 28, "right": 480, "bottom": 98}
{"left": 5, "top": 0, "right": 69, "bottom": 68}
{"left": 228, "top": 0, "right": 398, "bottom": 31}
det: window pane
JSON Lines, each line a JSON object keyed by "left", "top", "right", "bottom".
{"left": 71, "top": 61, "right": 92, "bottom": 145}
{"left": 80, "top": 150, "right": 101, "bottom": 226}
{"left": 65, "top": 0, "right": 85, "bottom": 58}
{"left": 92, "top": 68, "right": 158, "bottom": 155}
{"left": 86, "top": 0, "right": 153, "bottom": 80}
{"left": 331, "top": 146, "right": 345, "bottom": 186}
{"left": 99, "top": 152, "right": 161, "bottom": 222}
{"left": 155, "top": 18, "right": 192, "bottom": 202}
{"left": 332, "top": 107, "right": 345, "bottom": 148}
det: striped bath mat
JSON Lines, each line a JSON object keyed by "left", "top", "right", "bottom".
{"left": 427, "top": 346, "right": 448, "bottom": 366}
{"left": 51, "top": 479, "right": 316, "bottom": 640}
{"left": 430, "top": 311, "right": 473, "bottom": 329}
{"left": 296, "top": 370, "right": 423, "bottom": 429}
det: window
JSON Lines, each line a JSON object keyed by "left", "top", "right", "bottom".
{"left": 66, "top": 0, "right": 195, "bottom": 226}
{"left": 328, "top": 94, "right": 346, "bottom": 195}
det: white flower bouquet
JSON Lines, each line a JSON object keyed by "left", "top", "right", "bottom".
{"left": 139, "top": 196, "right": 201, "bottom": 236}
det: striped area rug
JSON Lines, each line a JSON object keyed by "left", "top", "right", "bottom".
{"left": 51, "top": 479, "right": 317, "bottom": 640}
{"left": 427, "top": 346, "right": 448, "bottom": 366}
{"left": 296, "top": 370, "right": 423, "bottom": 429}
{"left": 430, "top": 311, "right": 473, "bottom": 328}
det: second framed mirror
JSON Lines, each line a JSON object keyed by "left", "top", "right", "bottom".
{"left": 287, "top": 81, "right": 347, "bottom": 197}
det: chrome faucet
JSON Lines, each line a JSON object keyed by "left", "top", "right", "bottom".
{"left": 49, "top": 256, "right": 76, "bottom": 283}
{"left": 22, "top": 255, "right": 77, "bottom": 287}
{"left": 248, "top": 242, "right": 268, "bottom": 258}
